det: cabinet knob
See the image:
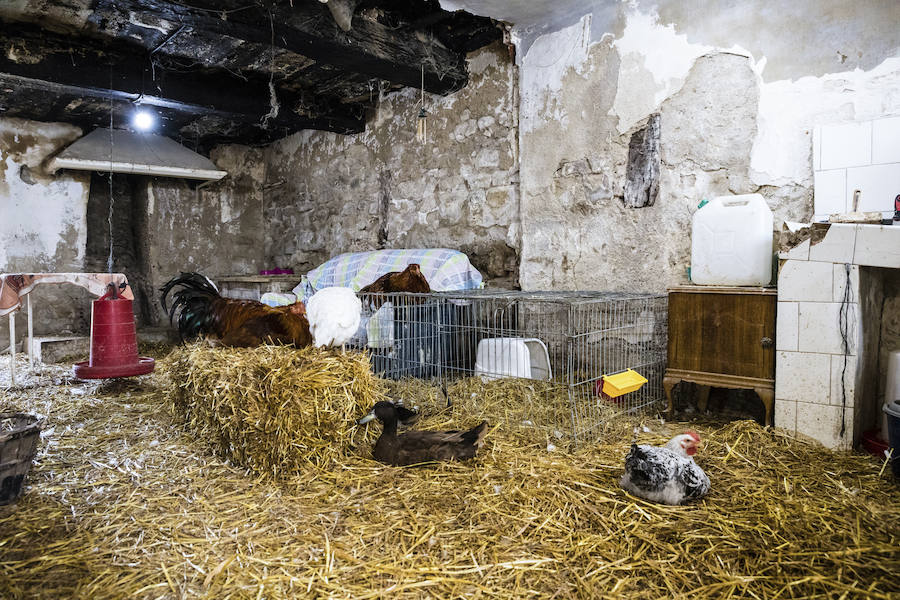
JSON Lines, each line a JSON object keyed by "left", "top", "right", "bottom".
{"left": 761, "top": 337, "right": 773, "bottom": 348}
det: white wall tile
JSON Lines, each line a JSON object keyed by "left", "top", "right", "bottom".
{"left": 812, "top": 125, "right": 822, "bottom": 171}
{"left": 845, "top": 163, "right": 900, "bottom": 213}
{"left": 832, "top": 263, "right": 859, "bottom": 303}
{"left": 809, "top": 223, "right": 856, "bottom": 263}
{"left": 776, "top": 301, "right": 799, "bottom": 351}
{"left": 775, "top": 351, "right": 830, "bottom": 403}
{"left": 830, "top": 354, "right": 857, "bottom": 407}
{"left": 813, "top": 169, "right": 847, "bottom": 216}
{"left": 774, "top": 399, "right": 797, "bottom": 432}
{"left": 778, "top": 238, "right": 809, "bottom": 261}
{"left": 820, "top": 121, "right": 872, "bottom": 170}
{"left": 796, "top": 402, "right": 851, "bottom": 449}
{"left": 778, "top": 260, "right": 833, "bottom": 302}
{"left": 854, "top": 225, "right": 900, "bottom": 268}
{"left": 872, "top": 116, "right": 900, "bottom": 164}
{"left": 798, "top": 302, "right": 857, "bottom": 355}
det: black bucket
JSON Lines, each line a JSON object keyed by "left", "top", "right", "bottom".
{"left": 0, "top": 413, "right": 42, "bottom": 505}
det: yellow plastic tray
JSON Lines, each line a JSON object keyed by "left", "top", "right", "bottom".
{"left": 601, "top": 369, "right": 648, "bottom": 397}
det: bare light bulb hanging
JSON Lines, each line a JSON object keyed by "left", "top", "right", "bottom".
{"left": 132, "top": 109, "right": 155, "bottom": 131}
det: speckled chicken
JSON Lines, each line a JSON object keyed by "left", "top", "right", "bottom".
{"left": 620, "top": 431, "right": 710, "bottom": 505}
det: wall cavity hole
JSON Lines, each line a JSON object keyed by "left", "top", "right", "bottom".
{"left": 19, "top": 165, "right": 37, "bottom": 185}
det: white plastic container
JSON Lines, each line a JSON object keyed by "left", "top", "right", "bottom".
{"left": 691, "top": 193, "right": 774, "bottom": 286}
{"left": 474, "top": 338, "right": 552, "bottom": 382}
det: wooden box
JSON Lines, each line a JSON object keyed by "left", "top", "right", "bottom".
{"left": 664, "top": 286, "right": 776, "bottom": 425}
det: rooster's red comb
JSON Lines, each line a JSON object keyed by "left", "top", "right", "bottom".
{"left": 684, "top": 430, "right": 701, "bottom": 442}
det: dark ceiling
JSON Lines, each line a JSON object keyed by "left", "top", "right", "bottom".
{"left": 0, "top": 0, "right": 503, "bottom": 150}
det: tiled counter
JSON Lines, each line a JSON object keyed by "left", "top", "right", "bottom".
{"left": 776, "top": 223, "right": 899, "bottom": 448}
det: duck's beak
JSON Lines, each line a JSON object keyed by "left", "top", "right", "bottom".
{"left": 357, "top": 411, "right": 375, "bottom": 425}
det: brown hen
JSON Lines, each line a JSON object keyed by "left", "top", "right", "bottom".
{"left": 359, "top": 263, "right": 431, "bottom": 308}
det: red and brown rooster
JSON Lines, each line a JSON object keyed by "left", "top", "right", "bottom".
{"left": 160, "top": 272, "right": 312, "bottom": 348}
{"left": 359, "top": 263, "right": 431, "bottom": 308}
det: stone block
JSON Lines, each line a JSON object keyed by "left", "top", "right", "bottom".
{"left": 32, "top": 336, "right": 91, "bottom": 364}
{"left": 778, "top": 238, "right": 809, "bottom": 261}
{"left": 798, "top": 301, "right": 857, "bottom": 355}
{"left": 853, "top": 225, "right": 900, "bottom": 268}
{"left": 774, "top": 399, "right": 797, "bottom": 432}
{"left": 778, "top": 260, "right": 833, "bottom": 302}
{"left": 829, "top": 353, "right": 857, "bottom": 407}
{"left": 475, "top": 148, "right": 500, "bottom": 169}
{"left": 486, "top": 185, "right": 515, "bottom": 209}
{"left": 832, "top": 263, "right": 859, "bottom": 303}
{"left": 808, "top": 223, "right": 855, "bottom": 263}
{"left": 477, "top": 116, "right": 496, "bottom": 130}
{"left": 775, "top": 351, "right": 830, "bottom": 403}
{"left": 491, "top": 171, "right": 515, "bottom": 187}
{"left": 796, "top": 401, "right": 851, "bottom": 449}
{"left": 776, "top": 301, "right": 799, "bottom": 351}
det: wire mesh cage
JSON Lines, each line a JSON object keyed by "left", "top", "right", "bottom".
{"left": 356, "top": 290, "right": 668, "bottom": 443}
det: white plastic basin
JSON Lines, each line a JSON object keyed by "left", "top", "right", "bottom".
{"left": 474, "top": 337, "right": 552, "bottom": 382}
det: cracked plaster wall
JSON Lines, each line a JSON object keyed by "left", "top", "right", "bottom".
{"left": 518, "top": 1, "right": 900, "bottom": 291}
{"left": 0, "top": 114, "right": 266, "bottom": 345}
{"left": 0, "top": 117, "right": 92, "bottom": 345}
{"left": 263, "top": 42, "right": 520, "bottom": 286}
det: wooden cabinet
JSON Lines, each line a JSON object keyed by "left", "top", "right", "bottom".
{"left": 664, "top": 286, "right": 776, "bottom": 425}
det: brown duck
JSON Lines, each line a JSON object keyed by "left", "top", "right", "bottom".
{"left": 358, "top": 401, "right": 488, "bottom": 466}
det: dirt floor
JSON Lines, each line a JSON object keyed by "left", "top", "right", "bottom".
{"left": 0, "top": 350, "right": 898, "bottom": 599}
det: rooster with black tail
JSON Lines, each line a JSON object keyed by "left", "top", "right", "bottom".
{"left": 159, "top": 272, "right": 312, "bottom": 348}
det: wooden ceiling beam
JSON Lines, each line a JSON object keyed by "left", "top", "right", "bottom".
{"left": 90, "top": 0, "right": 472, "bottom": 95}
{"left": 0, "top": 24, "right": 366, "bottom": 136}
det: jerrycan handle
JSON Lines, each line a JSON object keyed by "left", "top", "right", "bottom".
{"left": 721, "top": 199, "right": 750, "bottom": 207}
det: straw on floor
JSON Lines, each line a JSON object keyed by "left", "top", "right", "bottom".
{"left": 0, "top": 351, "right": 897, "bottom": 599}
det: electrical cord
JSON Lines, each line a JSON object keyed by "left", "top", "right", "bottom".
{"left": 838, "top": 262, "right": 852, "bottom": 437}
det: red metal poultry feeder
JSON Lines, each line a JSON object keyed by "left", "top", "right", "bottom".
{"left": 73, "top": 287, "right": 155, "bottom": 379}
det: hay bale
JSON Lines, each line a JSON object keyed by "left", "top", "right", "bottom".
{"left": 164, "top": 343, "right": 384, "bottom": 476}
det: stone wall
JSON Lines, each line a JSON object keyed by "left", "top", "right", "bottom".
{"left": 141, "top": 144, "right": 267, "bottom": 324}
{"left": 517, "top": 1, "right": 900, "bottom": 292}
{"left": 263, "top": 42, "right": 520, "bottom": 286}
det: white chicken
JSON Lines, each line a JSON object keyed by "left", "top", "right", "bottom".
{"left": 620, "top": 431, "right": 710, "bottom": 505}
{"left": 305, "top": 286, "right": 362, "bottom": 350}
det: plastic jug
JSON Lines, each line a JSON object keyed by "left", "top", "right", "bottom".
{"left": 691, "top": 193, "right": 773, "bottom": 286}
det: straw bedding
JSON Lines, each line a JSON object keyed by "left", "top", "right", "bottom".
{"left": 0, "top": 349, "right": 898, "bottom": 599}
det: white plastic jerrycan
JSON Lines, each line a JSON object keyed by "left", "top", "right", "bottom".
{"left": 691, "top": 193, "right": 773, "bottom": 286}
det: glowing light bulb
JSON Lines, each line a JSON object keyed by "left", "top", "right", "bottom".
{"left": 132, "top": 110, "right": 155, "bottom": 131}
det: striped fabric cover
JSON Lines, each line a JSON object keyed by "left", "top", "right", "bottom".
{"left": 293, "top": 248, "right": 483, "bottom": 302}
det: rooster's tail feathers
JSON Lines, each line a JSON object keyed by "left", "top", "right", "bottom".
{"left": 159, "top": 272, "right": 222, "bottom": 340}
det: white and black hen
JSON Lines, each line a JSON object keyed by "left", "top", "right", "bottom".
{"left": 620, "top": 431, "right": 710, "bottom": 505}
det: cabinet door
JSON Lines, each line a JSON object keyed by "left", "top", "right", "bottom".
{"left": 667, "top": 292, "right": 775, "bottom": 380}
